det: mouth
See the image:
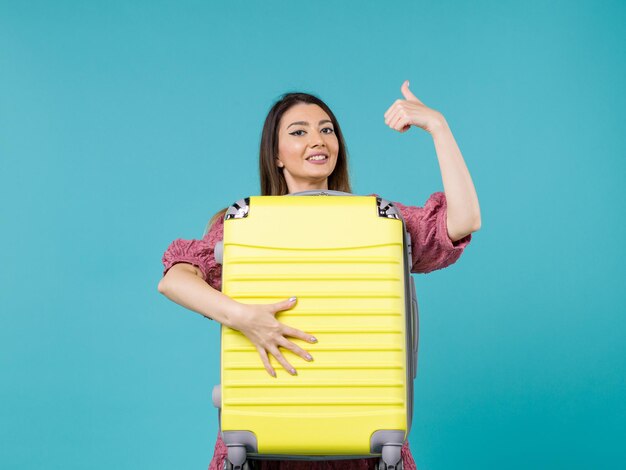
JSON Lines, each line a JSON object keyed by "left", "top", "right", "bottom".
{"left": 305, "top": 153, "right": 329, "bottom": 162}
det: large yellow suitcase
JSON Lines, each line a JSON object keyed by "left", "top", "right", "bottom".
{"left": 212, "top": 191, "right": 418, "bottom": 470}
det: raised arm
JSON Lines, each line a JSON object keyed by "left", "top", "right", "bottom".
{"left": 384, "top": 80, "right": 481, "bottom": 241}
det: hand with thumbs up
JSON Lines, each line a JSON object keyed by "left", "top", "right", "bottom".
{"left": 384, "top": 80, "right": 446, "bottom": 135}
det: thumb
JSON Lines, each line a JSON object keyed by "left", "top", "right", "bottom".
{"left": 401, "top": 80, "right": 420, "bottom": 102}
{"left": 272, "top": 296, "right": 298, "bottom": 314}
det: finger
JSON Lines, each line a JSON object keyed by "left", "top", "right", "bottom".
{"left": 388, "top": 108, "right": 407, "bottom": 130}
{"left": 384, "top": 99, "right": 402, "bottom": 120}
{"left": 277, "top": 337, "right": 313, "bottom": 362}
{"left": 385, "top": 104, "right": 402, "bottom": 127}
{"left": 270, "top": 296, "right": 298, "bottom": 315}
{"left": 383, "top": 104, "right": 393, "bottom": 120}
{"left": 256, "top": 347, "right": 276, "bottom": 378}
{"left": 268, "top": 346, "right": 297, "bottom": 375}
{"left": 396, "top": 116, "right": 412, "bottom": 133}
{"left": 401, "top": 80, "right": 422, "bottom": 103}
{"left": 282, "top": 325, "right": 318, "bottom": 344}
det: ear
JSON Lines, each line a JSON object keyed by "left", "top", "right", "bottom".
{"left": 275, "top": 157, "right": 284, "bottom": 168}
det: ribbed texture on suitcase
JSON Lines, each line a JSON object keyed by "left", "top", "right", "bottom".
{"left": 221, "top": 196, "right": 409, "bottom": 455}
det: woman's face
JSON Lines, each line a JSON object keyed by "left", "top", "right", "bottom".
{"left": 276, "top": 103, "right": 339, "bottom": 193}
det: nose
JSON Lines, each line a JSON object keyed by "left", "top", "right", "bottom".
{"left": 309, "top": 129, "right": 326, "bottom": 147}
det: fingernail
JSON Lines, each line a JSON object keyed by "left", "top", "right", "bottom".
{"left": 290, "top": 368, "right": 297, "bottom": 375}
{"left": 289, "top": 296, "right": 297, "bottom": 302}
{"left": 305, "top": 354, "right": 313, "bottom": 361}
{"left": 310, "top": 337, "right": 318, "bottom": 343}
{"left": 271, "top": 371, "right": 276, "bottom": 378}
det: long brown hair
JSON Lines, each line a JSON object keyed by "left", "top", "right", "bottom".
{"left": 260, "top": 92, "right": 351, "bottom": 196}
{"left": 207, "top": 92, "right": 351, "bottom": 232}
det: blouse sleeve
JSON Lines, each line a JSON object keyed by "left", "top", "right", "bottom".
{"left": 390, "top": 192, "right": 472, "bottom": 274}
{"left": 161, "top": 216, "right": 224, "bottom": 291}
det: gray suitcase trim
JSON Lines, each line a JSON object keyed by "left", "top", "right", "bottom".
{"left": 289, "top": 190, "right": 353, "bottom": 196}
{"left": 376, "top": 197, "right": 401, "bottom": 220}
{"left": 222, "top": 432, "right": 258, "bottom": 466}
{"left": 370, "top": 430, "right": 405, "bottom": 464}
{"left": 225, "top": 197, "right": 251, "bottom": 220}
{"left": 221, "top": 429, "right": 404, "bottom": 465}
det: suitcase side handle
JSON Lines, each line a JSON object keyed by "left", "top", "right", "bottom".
{"left": 410, "top": 276, "right": 419, "bottom": 379}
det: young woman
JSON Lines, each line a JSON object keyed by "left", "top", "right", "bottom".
{"left": 158, "top": 81, "right": 481, "bottom": 470}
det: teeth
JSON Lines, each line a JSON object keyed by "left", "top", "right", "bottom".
{"left": 307, "top": 155, "right": 327, "bottom": 161}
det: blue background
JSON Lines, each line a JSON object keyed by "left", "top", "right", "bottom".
{"left": 1, "top": 1, "right": 625, "bottom": 468}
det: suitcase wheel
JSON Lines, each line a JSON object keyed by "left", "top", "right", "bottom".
{"left": 223, "top": 459, "right": 254, "bottom": 470}
{"left": 378, "top": 457, "right": 404, "bottom": 470}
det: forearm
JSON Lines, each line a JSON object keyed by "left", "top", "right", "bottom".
{"left": 157, "top": 264, "right": 240, "bottom": 327}
{"left": 430, "top": 116, "right": 481, "bottom": 240}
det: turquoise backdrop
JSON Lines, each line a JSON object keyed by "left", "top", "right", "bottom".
{"left": 1, "top": 1, "right": 625, "bottom": 469}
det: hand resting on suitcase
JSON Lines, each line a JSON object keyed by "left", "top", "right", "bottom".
{"left": 158, "top": 263, "right": 317, "bottom": 377}
{"left": 228, "top": 297, "right": 318, "bottom": 378}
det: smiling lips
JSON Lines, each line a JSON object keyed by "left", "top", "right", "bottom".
{"left": 306, "top": 153, "right": 329, "bottom": 164}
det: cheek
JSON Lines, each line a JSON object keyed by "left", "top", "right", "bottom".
{"left": 279, "top": 139, "right": 304, "bottom": 160}
{"left": 331, "top": 141, "right": 340, "bottom": 159}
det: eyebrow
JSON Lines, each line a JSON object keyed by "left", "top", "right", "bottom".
{"left": 287, "top": 119, "right": 333, "bottom": 129}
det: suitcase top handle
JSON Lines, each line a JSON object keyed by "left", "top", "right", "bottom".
{"left": 288, "top": 190, "right": 353, "bottom": 196}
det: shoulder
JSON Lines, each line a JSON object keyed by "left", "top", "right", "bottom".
{"left": 205, "top": 213, "right": 225, "bottom": 241}
{"left": 367, "top": 192, "right": 470, "bottom": 274}
{"left": 366, "top": 192, "right": 446, "bottom": 219}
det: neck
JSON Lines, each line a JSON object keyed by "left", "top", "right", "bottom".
{"left": 286, "top": 179, "right": 329, "bottom": 194}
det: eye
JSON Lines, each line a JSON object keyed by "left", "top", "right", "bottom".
{"left": 321, "top": 127, "right": 335, "bottom": 134}
{"left": 289, "top": 130, "right": 305, "bottom": 136}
